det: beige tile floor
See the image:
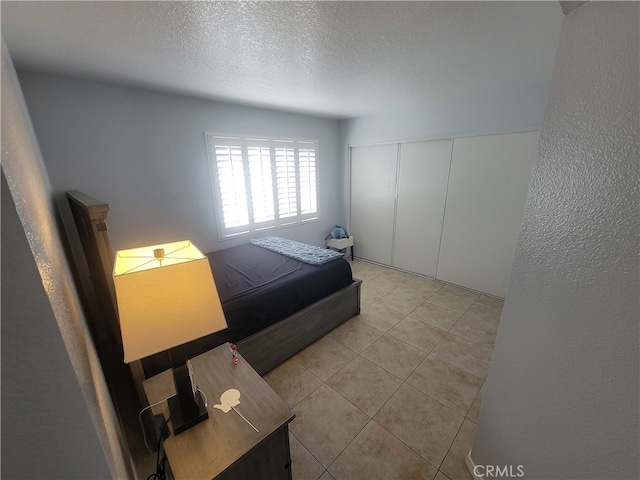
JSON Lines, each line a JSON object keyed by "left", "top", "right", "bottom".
{"left": 264, "top": 259, "right": 503, "bottom": 480}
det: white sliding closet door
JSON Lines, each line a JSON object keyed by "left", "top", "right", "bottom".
{"left": 436, "top": 131, "right": 539, "bottom": 297}
{"left": 393, "top": 139, "right": 452, "bottom": 277}
{"left": 350, "top": 144, "right": 398, "bottom": 265}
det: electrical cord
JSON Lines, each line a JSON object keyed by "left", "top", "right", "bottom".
{"left": 139, "top": 389, "right": 208, "bottom": 479}
{"left": 138, "top": 396, "right": 173, "bottom": 453}
{"left": 146, "top": 416, "right": 170, "bottom": 480}
{"left": 196, "top": 387, "right": 207, "bottom": 407}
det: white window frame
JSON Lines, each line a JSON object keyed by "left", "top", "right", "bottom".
{"left": 205, "top": 133, "right": 319, "bottom": 240}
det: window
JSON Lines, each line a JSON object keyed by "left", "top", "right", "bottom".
{"left": 205, "top": 134, "right": 318, "bottom": 239}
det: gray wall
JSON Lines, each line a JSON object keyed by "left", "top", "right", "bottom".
{"left": 339, "top": 67, "right": 555, "bottom": 238}
{"left": 341, "top": 82, "right": 550, "bottom": 146}
{"left": 1, "top": 173, "right": 111, "bottom": 479}
{"left": 2, "top": 41, "right": 132, "bottom": 479}
{"left": 471, "top": 3, "right": 639, "bottom": 479}
{"left": 18, "top": 72, "right": 344, "bottom": 253}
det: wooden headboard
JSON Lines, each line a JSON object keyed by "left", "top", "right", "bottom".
{"left": 66, "top": 190, "right": 120, "bottom": 344}
{"left": 66, "top": 191, "right": 148, "bottom": 415}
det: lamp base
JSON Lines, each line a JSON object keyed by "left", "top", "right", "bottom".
{"left": 168, "top": 391, "right": 208, "bottom": 435}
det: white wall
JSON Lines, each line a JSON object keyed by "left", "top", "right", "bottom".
{"left": 471, "top": 3, "right": 639, "bottom": 479}
{"left": 18, "top": 72, "right": 344, "bottom": 253}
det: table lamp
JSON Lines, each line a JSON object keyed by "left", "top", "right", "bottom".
{"left": 113, "top": 240, "right": 228, "bottom": 435}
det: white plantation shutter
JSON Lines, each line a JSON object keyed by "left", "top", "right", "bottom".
{"left": 274, "top": 144, "right": 297, "bottom": 220}
{"left": 213, "top": 142, "right": 249, "bottom": 230}
{"left": 299, "top": 146, "right": 317, "bottom": 217}
{"left": 247, "top": 143, "right": 275, "bottom": 224}
{"left": 206, "top": 134, "right": 319, "bottom": 239}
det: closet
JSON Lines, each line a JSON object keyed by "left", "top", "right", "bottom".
{"left": 349, "top": 130, "right": 539, "bottom": 298}
{"left": 350, "top": 144, "right": 397, "bottom": 266}
{"left": 392, "top": 139, "right": 452, "bottom": 278}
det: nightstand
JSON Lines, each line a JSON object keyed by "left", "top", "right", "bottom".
{"left": 143, "top": 343, "right": 295, "bottom": 479}
{"left": 326, "top": 235, "right": 354, "bottom": 260}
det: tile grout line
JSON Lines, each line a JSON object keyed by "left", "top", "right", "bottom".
{"left": 286, "top": 261, "right": 499, "bottom": 479}
{"left": 369, "top": 409, "right": 440, "bottom": 473}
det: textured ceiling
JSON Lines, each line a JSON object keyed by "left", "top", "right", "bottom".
{"left": 1, "top": 1, "right": 563, "bottom": 119}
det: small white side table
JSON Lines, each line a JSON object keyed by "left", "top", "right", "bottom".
{"left": 326, "top": 236, "right": 354, "bottom": 260}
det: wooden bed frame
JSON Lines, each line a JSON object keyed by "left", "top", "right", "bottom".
{"left": 66, "top": 190, "right": 361, "bottom": 396}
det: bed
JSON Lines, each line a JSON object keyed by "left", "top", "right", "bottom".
{"left": 66, "top": 191, "right": 362, "bottom": 389}
{"left": 141, "top": 241, "right": 356, "bottom": 377}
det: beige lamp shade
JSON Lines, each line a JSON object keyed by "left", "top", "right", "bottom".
{"left": 113, "top": 240, "right": 228, "bottom": 363}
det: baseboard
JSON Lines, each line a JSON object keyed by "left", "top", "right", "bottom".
{"left": 466, "top": 449, "right": 483, "bottom": 480}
